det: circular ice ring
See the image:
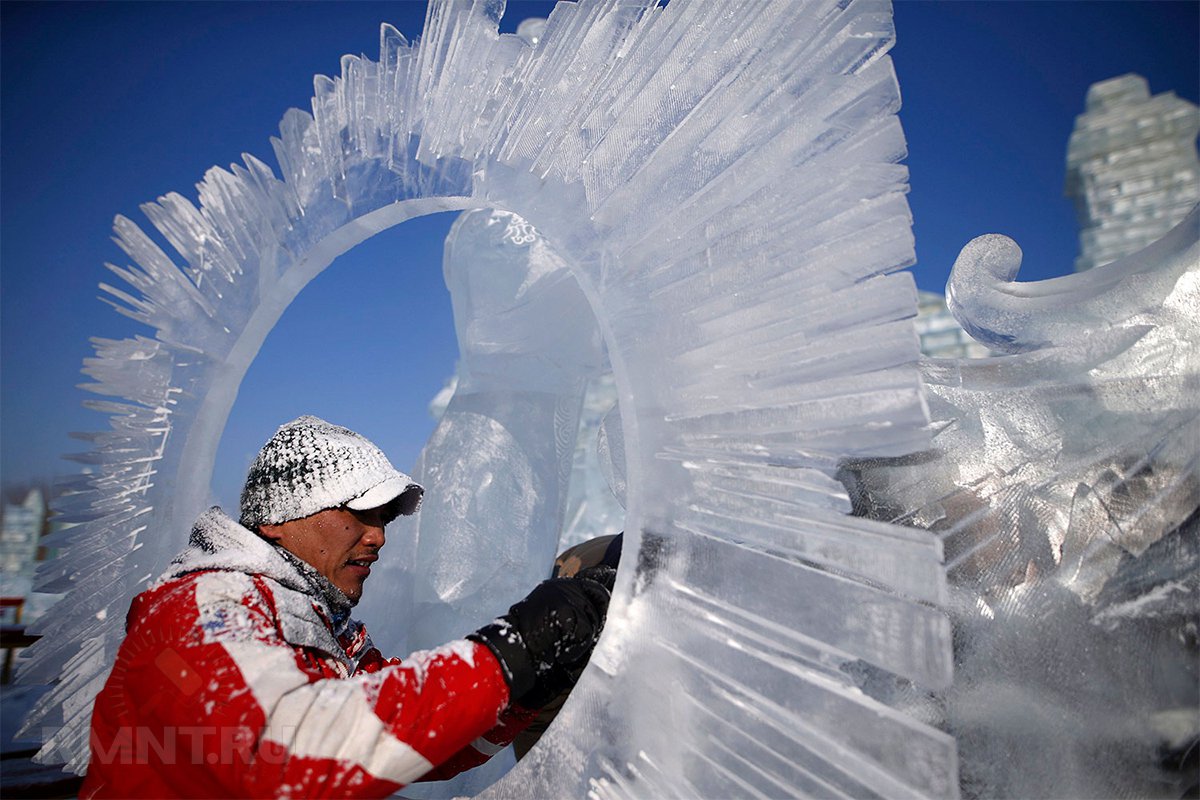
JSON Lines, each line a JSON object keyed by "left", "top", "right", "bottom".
{"left": 27, "top": 6, "right": 955, "bottom": 797}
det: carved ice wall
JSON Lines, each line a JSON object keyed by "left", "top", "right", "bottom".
{"left": 17, "top": 1, "right": 1198, "bottom": 798}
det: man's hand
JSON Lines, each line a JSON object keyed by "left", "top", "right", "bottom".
{"left": 575, "top": 565, "right": 616, "bottom": 593}
{"left": 469, "top": 574, "right": 611, "bottom": 708}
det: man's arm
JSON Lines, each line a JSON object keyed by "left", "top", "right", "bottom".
{"left": 96, "top": 571, "right": 513, "bottom": 798}
{"left": 356, "top": 646, "right": 540, "bottom": 783}
{"left": 415, "top": 703, "right": 539, "bottom": 782}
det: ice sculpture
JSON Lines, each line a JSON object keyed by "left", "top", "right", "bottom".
{"left": 421, "top": 214, "right": 626, "bottom": 553}
{"left": 844, "top": 212, "right": 1199, "bottom": 797}
{"left": 16, "top": 0, "right": 1196, "bottom": 798}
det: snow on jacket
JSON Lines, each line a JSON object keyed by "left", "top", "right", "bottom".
{"left": 81, "top": 506, "right": 533, "bottom": 799}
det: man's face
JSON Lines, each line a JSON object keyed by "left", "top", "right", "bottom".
{"left": 259, "top": 506, "right": 387, "bottom": 603}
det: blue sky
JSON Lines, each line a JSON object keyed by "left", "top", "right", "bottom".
{"left": 2, "top": 1, "right": 1197, "bottom": 509}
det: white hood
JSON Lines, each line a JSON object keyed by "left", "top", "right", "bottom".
{"left": 160, "top": 506, "right": 354, "bottom": 627}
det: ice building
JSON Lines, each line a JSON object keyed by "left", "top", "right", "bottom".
{"left": 0, "top": 489, "right": 47, "bottom": 615}
{"left": 1066, "top": 73, "right": 1200, "bottom": 272}
{"left": 1, "top": 490, "right": 67, "bottom": 628}
{"left": 915, "top": 291, "right": 990, "bottom": 359}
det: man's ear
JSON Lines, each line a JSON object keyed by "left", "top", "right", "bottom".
{"left": 258, "top": 523, "right": 284, "bottom": 542}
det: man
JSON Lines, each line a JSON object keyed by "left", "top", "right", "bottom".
{"left": 82, "top": 416, "right": 611, "bottom": 798}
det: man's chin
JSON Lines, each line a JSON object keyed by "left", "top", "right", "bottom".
{"left": 337, "top": 581, "right": 364, "bottom": 605}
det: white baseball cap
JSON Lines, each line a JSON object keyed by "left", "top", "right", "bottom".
{"left": 239, "top": 415, "right": 423, "bottom": 528}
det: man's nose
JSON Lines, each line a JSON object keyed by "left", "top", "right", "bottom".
{"left": 362, "top": 525, "right": 385, "bottom": 549}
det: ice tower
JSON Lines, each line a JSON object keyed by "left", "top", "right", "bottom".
{"left": 0, "top": 490, "right": 47, "bottom": 605}
{"left": 1066, "top": 73, "right": 1200, "bottom": 272}
{"left": 914, "top": 292, "right": 990, "bottom": 359}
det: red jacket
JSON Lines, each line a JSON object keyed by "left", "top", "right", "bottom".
{"left": 82, "top": 507, "right": 532, "bottom": 798}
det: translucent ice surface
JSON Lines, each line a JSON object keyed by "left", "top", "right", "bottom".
{"left": 20, "top": 0, "right": 1195, "bottom": 797}
{"left": 844, "top": 209, "right": 1199, "bottom": 798}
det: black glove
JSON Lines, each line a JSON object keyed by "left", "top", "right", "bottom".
{"left": 576, "top": 564, "right": 617, "bottom": 593}
{"left": 469, "top": 576, "right": 610, "bottom": 707}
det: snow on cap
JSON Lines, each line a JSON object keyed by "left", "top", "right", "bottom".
{"left": 239, "top": 415, "right": 423, "bottom": 529}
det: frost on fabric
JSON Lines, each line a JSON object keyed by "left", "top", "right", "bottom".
{"left": 401, "top": 640, "right": 480, "bottom": 693}
{"left": 162, "top": 507, "right": 295, "bottom": 588}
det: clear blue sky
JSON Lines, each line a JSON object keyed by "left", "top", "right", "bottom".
{"left": 2, "top": 1, "right": 1197, "bottom": 508}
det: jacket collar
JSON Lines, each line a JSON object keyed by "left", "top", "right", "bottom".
{"left": 162, "top": 506, "right": 354, "bottom": 630}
